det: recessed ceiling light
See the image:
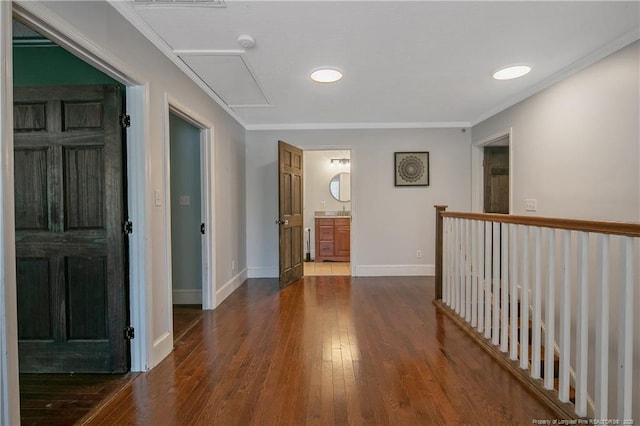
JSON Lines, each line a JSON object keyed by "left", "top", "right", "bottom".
{"left": 310, "top": 68, "right": 343, "bottom": 83}
{"left": 493, "top": 65, "right": 531, "bottom": 80}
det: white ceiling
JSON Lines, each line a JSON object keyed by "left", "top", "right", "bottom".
{"left": 116, "top": 1, "right": 640, "bottom": 130}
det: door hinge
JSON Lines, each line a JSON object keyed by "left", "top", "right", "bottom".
{"left": 120, "top": 114, "right": 131, "bottom": 128}
{"left": 123, "top": 221, "right": 133, "bottom": 235}
{"left": 124, "top": 326, "right": 135, "bottom": 340}
{"left": 200, "top": 223, "right": 205, "bottom": 235}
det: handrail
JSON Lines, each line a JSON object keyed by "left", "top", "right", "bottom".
{"left": 440, "top": 211, "right": 640, "bottom": 238}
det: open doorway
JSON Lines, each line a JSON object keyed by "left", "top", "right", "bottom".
{"left": 168, "top": 112, "right": 205, "bottom": 342}
{"left": 484, "top": 144, "right": 510, "bottom": 214}
{"left": 12, "top": 17, "right": 136, "bottom": 425}
{"left": 303, "top": 150, "right": 352, "bottom": 276}
{"left": 12, "top": 20, "right": 130, "bottom": 374}
{"left": 472, "top": 130, "right": 512, "bottom": 214}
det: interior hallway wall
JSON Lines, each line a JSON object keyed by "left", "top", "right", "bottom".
{"left": 246, "top": 128, "right": 471, "bottom": 278}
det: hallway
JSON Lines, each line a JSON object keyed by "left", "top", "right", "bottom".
{"left": 83, "top": 276, "right": 555, "bottom": 425}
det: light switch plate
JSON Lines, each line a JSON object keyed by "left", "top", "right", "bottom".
{"left": 525, "top": 199, "right": 537, "bottom": 212}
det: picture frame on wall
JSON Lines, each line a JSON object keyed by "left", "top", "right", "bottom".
{"left": 394, "top": 152, "right": 429, "bottom": 187}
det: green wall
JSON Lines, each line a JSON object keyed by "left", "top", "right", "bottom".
{"left": 170, "top": 113, "right": 203, "bottom": 298}
{"left": 13, "top": 45, "right": 121, "bottom": 87}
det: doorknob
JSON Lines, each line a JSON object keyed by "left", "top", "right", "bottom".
{"left": 275, "top": 219, "right": 289, "bottom": 225}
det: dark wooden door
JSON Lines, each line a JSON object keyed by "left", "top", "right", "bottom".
{"left": 278, "top": 140, "right": 303, "bottom": 288}
{"left": 483, "top": 146, "right": 509, "bottom": 214}
{"left": 14, "top": 85, "right": 129, "bottom": 373}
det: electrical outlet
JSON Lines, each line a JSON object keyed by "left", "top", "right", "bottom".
{"left": 321, "top": 201, "right": 326, "bottom": 208}
{"left": 525, "top": 199, "right": 537, "bottom": 212}
{"left": 416, "top": 249, "right": 422, "bottom": 258}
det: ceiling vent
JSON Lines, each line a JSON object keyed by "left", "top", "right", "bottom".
{"left": 133, "top": 0, "right": 225, "bottom": 7}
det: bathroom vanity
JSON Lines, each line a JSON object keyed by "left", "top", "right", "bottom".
{"left": 315, "top": 213, "right": 350, "bottom": 262}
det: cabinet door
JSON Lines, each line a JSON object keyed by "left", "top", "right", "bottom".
{"left": 334, "top": 218, "right": 350, "bottom": 257}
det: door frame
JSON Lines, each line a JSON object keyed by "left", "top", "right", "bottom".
{"left": 163, "top": 95, "right": 216, "bottom": 313}
{"left": 0, "top": 2, "right": 20, "bottom": 424}
{"left": 303, "top": 146, "right": 356, "bottom": 277}
{"left": 471, "top": 128, "right": 513, "bottom": 214}
{"left": 9, "top": 1, "right": 153, "bottom": 377}
{"left": 301, "top": 145, "right": 356, "bottom": 277}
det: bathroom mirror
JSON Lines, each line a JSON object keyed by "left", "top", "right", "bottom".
{"left": 329, "top": 172, "right": 351, "bottom": 202}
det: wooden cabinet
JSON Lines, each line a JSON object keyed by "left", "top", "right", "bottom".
{"left": 315, "top": 217, "right": 350, "bottom": 262}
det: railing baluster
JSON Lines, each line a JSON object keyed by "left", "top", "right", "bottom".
{"left": 500, "top": 223, "right": 509, "bottom": 353}
{"left": 544, "top": 228, "right": 556, "bottom": 390}
{"left": 575, "top": 232, "right": 589, "bottom": 417}
{"left": 559, "top": 230, "right": 571, "bottom": 403}
{"left": 531, "top": 227, "right": 542, "bottom": 379}
{"left": 460, "top": 219, "right": 469, "bottom": 320}
{"left": 454, "top": 218, "right": 461, "bottom": 313}
{"left": 471, "top": 220, "right": 478, "bottom": 327}
{"left": 465, "top": 219, "right": 472, "bottom": 322}
{"left": 484, "top": 221, "right": 492, "bottom": 339}
{"left": 617, "top": 236, "right": 634, "bottom": 420}
{"left": 477, "top": 220, "right": 485, "bottom": 334}
{"left": 458, "top": 218, "right": 464, "bottom": 315}
{"left": 458, "top": 219, "right": 466, "bottom": 318}
{"left": 595, "top": 233, "right": 610, "bottom": 419}
{"left": 520, "top": 226, "right": 529, "bottom": 370}
{"left": 443, "top": 218, "right": 449, "bottom": 305}
{"left": 447, "top": 219, "right": 456, "bottom": 307}
{"left": 509, "top": 223, "right": 518, "bottom": 361}
{"left": 492, "top": 222, "right": 500, "bottom": 346}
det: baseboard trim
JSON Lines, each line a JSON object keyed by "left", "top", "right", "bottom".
{"left": 151, "top": 331, "right": 172, "bottom": 369}
{"left": 216, "top": 269, "right": 248, "bottom": 307}
{"left": 172, "top": 289, "right": 202, "bottom": 305}
{"left": 354, "top": 264, "right": 434, "bottom": 277}
{"left": 433, "top": 299, "right": 579, "bottom": 421}
{"left": 247, "top": 267, "right": 278, "bottom": 278}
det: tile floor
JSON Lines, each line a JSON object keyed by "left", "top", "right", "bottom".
{"left": 304, "top": 261, "right": 351, "bottom": 276}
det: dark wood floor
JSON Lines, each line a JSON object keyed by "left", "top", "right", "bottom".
{"left": 79, "top": 276, "right": 555, "bottom": 425}
{"left": 172, "top": 304, "right": 204, "bottom": 344}
{"left": 19, "top": 305, "right": 202, "bottom": 425}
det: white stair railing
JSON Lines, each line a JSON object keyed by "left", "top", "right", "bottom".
{"left": 434, "top": 206, "right": 638, "bottom": 421}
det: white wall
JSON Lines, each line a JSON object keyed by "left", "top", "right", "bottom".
{"left": 472, "top": 40, "right": 640, "bottom": 417}
{"left": 246, "top": 128, "right": 471, "bottom": 277}
{"left": 15, "top": 1, "right": 247, "bottom": 369}
{"left": 473, "top": 41, "right": 640, "bottom": 222}
{"left": 303, "top": 149, "right": 351, "bottom": 259}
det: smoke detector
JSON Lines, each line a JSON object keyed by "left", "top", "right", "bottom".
{"left": 237, "top": 34, "right": 256, "bottom": 49}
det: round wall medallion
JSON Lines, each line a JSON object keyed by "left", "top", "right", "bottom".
{"left": 397, "top": 155, "right": 425, "bottom": 183}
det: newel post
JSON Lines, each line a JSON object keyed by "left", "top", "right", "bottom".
{"left": 434, "top": 205, "right": 448, "bottom": 300}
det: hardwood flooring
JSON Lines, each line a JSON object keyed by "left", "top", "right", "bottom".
{"left": 18, "top": 305, "right": 202, "bottom": 425}
{"left": 82, "top": 276, "right": 556, "bottom": 425}
{"left": 19, "top": 373, "right": 136, "bottom": 426}
{"left": 172, "top": 304, "right": 203, "bottom": 344}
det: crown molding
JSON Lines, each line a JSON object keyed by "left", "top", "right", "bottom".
{"left": 245, "top": 121, "right": 471, "bottom": 131}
